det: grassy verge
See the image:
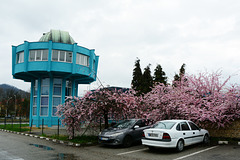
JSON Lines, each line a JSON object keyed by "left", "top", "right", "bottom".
{"left": 43, "top": 134, "right": 98, "bottom": 145}
{"left": 0, "top": 124, "right": 30, "bottom": 132}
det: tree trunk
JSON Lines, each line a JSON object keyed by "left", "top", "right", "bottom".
{"left": 104, "top": 110, "right": 109, "bottom": 129}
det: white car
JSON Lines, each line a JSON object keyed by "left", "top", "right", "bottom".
{"left": 142, "top": 120, "right": 209, "bottom": 152}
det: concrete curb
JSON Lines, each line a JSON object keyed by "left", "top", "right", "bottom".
{"left": 218, "top": 141, "right": 229, "bottom": 145}
{"left": 0, "top": 129, "right": 93, "bottom": 147}
{"left": 218, "top": 140, "right": 240, "bottom": 145}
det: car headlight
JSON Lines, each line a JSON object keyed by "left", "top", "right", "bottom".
{"left": 98, "top": 132, "right": 102, "bottom": 136}
{"left": 110, "top": 132, "right": 123, "bottom": 137}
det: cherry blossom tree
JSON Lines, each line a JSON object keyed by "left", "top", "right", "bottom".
{"left": 56, "top": 96, "right": 91, "bottom": 138}
{"left": 143, "top": 71, "right": 240, "bottom": 128}
{"left": 57, "top": 71, "right": 240, "bottom": 138}
{"left": 56, "top": 88, "right": 145, "bottom": 138}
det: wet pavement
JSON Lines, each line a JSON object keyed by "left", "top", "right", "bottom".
{"left": 2, "top": 129, "right": 240, "bottom": 160}
{"left": 29, "top": 143, "right": 78, "bottom": 160}
{"left": 29, "top": 143, "right": 54, "bottom": 150}
{"left": 0, "top": 131, "right": 81, "bottom": 160}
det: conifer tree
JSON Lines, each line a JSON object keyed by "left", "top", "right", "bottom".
{"left": 131, "top": 58, "right": 143, "bottom": 93}
{"left": 179, "top": 63, "right": 186, "bottom": 79}
{"left": 173, "top": 63, "right": 186, "bottom": 86}
{"left": 153, "top": 64, "right": 167, "bottom": 85}
{"left": 173, "top": 74, "right": 180, "bottom": 81}
{"left": 173, "top": 64, "right": 186, "bottom": 81}
{"left": 142, "top": 64, "right": 153, "bottom": 94}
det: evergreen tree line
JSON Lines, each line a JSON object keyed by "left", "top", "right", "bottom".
{"left": 131, "top": 58, "right": 186, "bottom": 94}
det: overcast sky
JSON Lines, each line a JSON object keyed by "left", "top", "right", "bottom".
{"left": 0, "top": 0, "right": 240, "bottom": 95}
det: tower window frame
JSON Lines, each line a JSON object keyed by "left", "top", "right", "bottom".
{"left": 32, "top": 79, "right": 38, "bottom": 116}
{"left": 16, "top": 51, "right": 24, "bottom": 64}
{"left": 76, "top": 53, "right": 89, "bottom": 67}
{"left": 52, "top": 50, "right": 72, "bottom": 63}
{"left": 65, "top": 79, "right": 72, "bottom": 99}
{"left": 52, "top": 78, "right": 62, "bottom": 116}
{"left": 29, "top": 50, "right": 48, "bottom": 61}
{"left": 40, "top": 78, "right": 49, "bottom": 116}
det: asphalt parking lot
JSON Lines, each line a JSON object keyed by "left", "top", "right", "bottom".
{"left": 90, "top": 143, "right": 240, "bottom": 160}
{"left": 1, "top": 129, "right": 240, "bottom": 160}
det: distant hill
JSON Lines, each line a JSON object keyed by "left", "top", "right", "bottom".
{"left": 0, "top": 84, "right": 19, "bottom": 91}
{"left": 0, "top": 84, "right": 30, "bottom": 100}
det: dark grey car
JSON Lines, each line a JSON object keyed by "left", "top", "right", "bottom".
{"left": 98, "top": 119, "right": 150, "bottom": 147}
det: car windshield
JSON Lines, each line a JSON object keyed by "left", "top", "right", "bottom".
{"left": 153, "top": 121, "right": 176, "bottom": 129}
{"left": 112, "top": 119, "right": 136, "bottom": 129}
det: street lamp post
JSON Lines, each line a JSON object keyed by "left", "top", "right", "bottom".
{"left": 14, "top": 95, "right": 16, "bottom": 118}
{"left": 6, "top": 97, "right": 13, "bottom": 117}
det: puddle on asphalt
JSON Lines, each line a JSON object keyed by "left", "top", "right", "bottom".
{"left": 29, "top": 144, "right": 78, "bottom": 159}
{"left": 29, "top": 143, "right": 54, "bottom": 150}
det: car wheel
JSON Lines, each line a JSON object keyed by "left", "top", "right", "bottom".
{"left": 203, "top": 134, "right": 209, "bottom": 144}
{"left": 122, "top": 135, "right": 133, "bottom": 147}
{"left": 176, "top": 140, "right": 184, "bottom": 152}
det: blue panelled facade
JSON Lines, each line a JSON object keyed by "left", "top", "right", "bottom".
{"left": 12, "top": 34, "right": 99, "bottom": 127}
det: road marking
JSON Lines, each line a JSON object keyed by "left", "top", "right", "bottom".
{"left": 173, "top": 146, "right": 219, "bottom": 160}
{"left": 117, "top": 148, "right": 148, "bottom": 156}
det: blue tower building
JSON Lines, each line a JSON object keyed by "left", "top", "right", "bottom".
{"left": 12, "top": 30, "right": 99, "bottom": 127}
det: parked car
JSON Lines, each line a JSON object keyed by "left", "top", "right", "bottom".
{"left": 142, "top": 120, "right": 209, "bottom": 152}
{"left": 98, "top": 119, "right": 150, "bottom": 147}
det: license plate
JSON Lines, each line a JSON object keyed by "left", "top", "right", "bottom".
{"left": 148, "top": 133, "right": 158, "bottom": 137}
{"left": 101, "top": 137, "right": 109, "bottom": 141}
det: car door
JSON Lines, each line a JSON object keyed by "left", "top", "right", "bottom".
{"left": 188, "top": 121, "right": 203, "bottom": 144}
{"left": 180, "top": 122, "right": 193, "bottom": 145}
{"left": 130, "top": 120, "right": 147, "bottom": 141}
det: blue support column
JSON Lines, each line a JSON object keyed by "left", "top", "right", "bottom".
{"left": 72, "top": 43, "right": 77, "bottom": 74}
{"left": 12, "top": 46, "right": 16, "bottom": 75}
{"left": 62, "top": 78, "right": 66, "bottom": 103}
{"left": 89, "top": 49, "right": 94, "bottom": 77}
{"left": 36, "top": 77, "right": 41, "bottom": 127}
{"left": 48, "top": 76, "right": 53, "bottom": 127}
{"left": 29, "top": 79, "right": 34, "bottom": 126}
{"left": 72, "top": 79, "right": 76, "bottom": 97}
{"left": 24, "top": 41, "right": 29, "bottom": 72}
{"left": 47, "top": 41, "right": 53, "bottom": 72}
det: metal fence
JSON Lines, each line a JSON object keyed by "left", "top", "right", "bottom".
{"left": 0, "top": 117, "right": 27, "bottom": 132}
{"left": 0, "top": 116, "right": 115, "bottom": 138}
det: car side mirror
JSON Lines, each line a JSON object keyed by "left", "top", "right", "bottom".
{"left": 134, "top": 125, "right": 140, "bottom": 129}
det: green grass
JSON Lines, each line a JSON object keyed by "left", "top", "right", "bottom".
{"left": 0, "top": 124, "right": 30, "bottom": 132}
{"left": 46, "top": 134, "right": 98, "bottom": 145}
{"left": 1, "top": 123, "right": 98, "bottom": 145}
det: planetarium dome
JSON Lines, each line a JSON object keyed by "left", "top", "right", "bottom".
{"left": 39, "top": 29, "right": 75, "bottom": 44}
